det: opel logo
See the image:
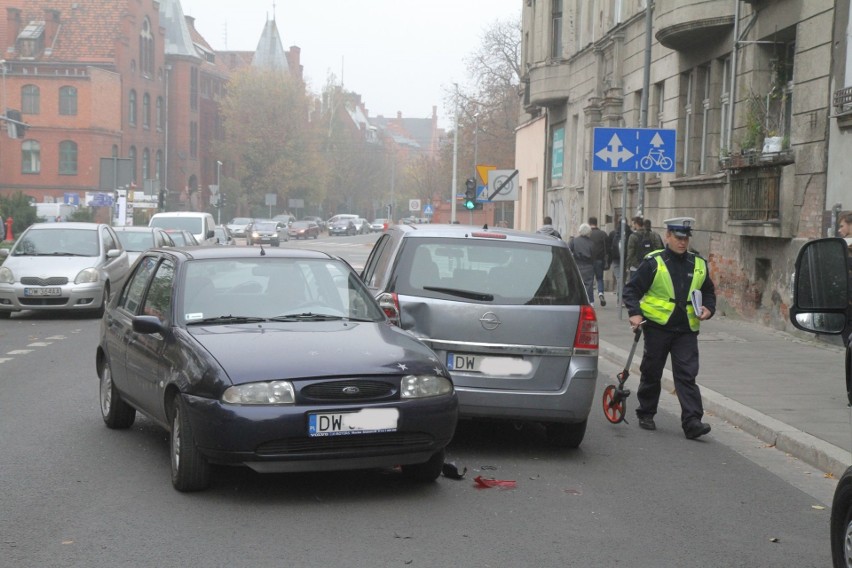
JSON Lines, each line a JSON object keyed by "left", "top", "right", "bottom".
{"left": 479, "top": 312, "right": 501, "bottom": 331}
{"left": 342, "top": 386, "right": 360, "bottom": 395}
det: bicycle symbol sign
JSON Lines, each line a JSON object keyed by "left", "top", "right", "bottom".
{"left": 592, "top": 127, "right": 677, "bottom": 174}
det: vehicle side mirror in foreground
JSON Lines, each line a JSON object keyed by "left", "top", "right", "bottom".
{"left": 790, "top": 237, "right": 851, "bottom": 336}
{"left": 133, "top": 315, "right": 166, "bottom": 335}
{"left": 0, "top": 249, "right": 8, "bottom": 259}
{"left": 107, "top": 249, "right": 121, "bottom": 259}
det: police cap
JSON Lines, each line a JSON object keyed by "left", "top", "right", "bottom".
{"left": 663, "top": 217, "right": 695, "bottom": 237}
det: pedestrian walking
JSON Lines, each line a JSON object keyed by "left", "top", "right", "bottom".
{"left": 622, "top": 217, "right": 716, "bottom": 439}
{"left": 608, "top": 214, "right": 632, "bottom": 304}
{"left": 536, "top": 216, "right": 562, "bottom": 240}
{"left": 569, "top": 223, "right": 596, "bottom": 305}
{"left": 588, "top": 216, "right": 608, "bottom": 306}
{"left": 643, "top": 219, "right": 664, "bottom": 250}
{"left": 625, "top": 216, "right": 647, "bottom": 273}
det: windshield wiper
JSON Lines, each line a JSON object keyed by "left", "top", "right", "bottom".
{"left": 271, "top": 312, "right": 346, "bottom": 321}
{"left": 422, "top": 286, "right": 494, "bottom": 301}
{"left": 186, "top": 315, "right": 268, "bottom": 325}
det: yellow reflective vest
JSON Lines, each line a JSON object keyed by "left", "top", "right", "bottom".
{"left": 639, "top": 252, "right": 707, "bottom": 331}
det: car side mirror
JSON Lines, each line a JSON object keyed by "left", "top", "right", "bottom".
{"left": 106, "top": 249, "right": 121, "bottom": 259}
{"left": 0, "top": 249, "right": 8, "bottom": 260}
{"left": 791, "top": 237, "right": 851, "bottom": 336}
{"left": 206, "top": 230, "right": 214, "bottom": 239}
{"left": 133, "top": 315, "right": 166, "bottom": 335}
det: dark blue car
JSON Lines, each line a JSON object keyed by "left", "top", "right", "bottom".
{"left": 97, "top": 246, "right": 457, "bottom": 491}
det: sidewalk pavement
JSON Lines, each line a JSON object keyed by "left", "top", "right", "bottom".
{"left": 594, "top": 296, "right": 851, "bottom": 477}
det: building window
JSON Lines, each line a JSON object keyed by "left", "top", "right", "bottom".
{"left": 720, "top": 56, "right": 731, "bottom": 153}
{"left": 59, "top": 86, "right": 77, "bottom": 115}
{"left": 156, "top": 96, "right": 164, "bottom": 131}
{"left": 129, "top": 146, "right": 137, "bottom": 183}
{"left": 139, "top": 18, "right": 154, "bottom": 76}
{"left": 655, "top": 81, "right": 665, "bottom": 128}
{"left": 143, "top": 93, "right": 150, "bottom": 129}
{"left": 59, "top": 141, "right": 78, "bottom": 175}
{"left": 698, "top": 65, "right": 711, "bottom": 173}
{"left": 551, "top": 0, "right": 562, "bottom": 59}
{"left": 156, "top": 150, "right": 163, "bottom": 180}
{"left": 190, "top": 121, "right": 198, "bottom": 158}
{"left": 190, "top": 67, "right": 198, "bottom": 111}
{"left": 680, "top": 71, "right": 694, "bottom": 176}
{"left": 112, "top": 144, "right": 119, "bottom": 158}
{"left": 142, "top": 148, "right": 151, "bottom": 181}
{"left": 129, "top": 90, "right": 137, "bottom": 126}
{"left": 22, "top": 140, "right": 40, "bottom": 174}
{"left": 22, "top": 85, "right": 39, "bottom": 114}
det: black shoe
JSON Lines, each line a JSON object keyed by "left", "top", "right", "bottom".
{"left": 599, "top": 293, "right": 606, "bottom": 307}
{"left": 638, "top": 416, "right": 656, "bottom": 431}
{"left": 684, "top": 421, "right": 711, "bottom": 439}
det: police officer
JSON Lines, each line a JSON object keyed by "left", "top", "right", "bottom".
{"left": 622, "top": 217, "right": 716, "bottom": 439}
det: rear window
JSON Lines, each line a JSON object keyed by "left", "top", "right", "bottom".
{"left": 393, "top": 238, "right": 587, "bottom": 305}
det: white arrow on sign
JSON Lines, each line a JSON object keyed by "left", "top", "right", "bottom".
{"left": 596, "top": 134, "right": 634, "bottom": 167}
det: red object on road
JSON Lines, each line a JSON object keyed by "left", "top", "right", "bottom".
{"left": 473, "top": 475, "right": 517, "bottom": 489}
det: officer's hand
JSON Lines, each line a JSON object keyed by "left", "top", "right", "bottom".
{"left": 698, "top": 307, "right": 712, "bottom": 320}
{"left": 629, "top": 315, "right": 644, "bottom": 330}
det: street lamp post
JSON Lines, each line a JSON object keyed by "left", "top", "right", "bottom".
{"left": 450, "top": 83, "right": 459, "bottom": 224}
{"left": 216, "top": 160, "right": 222, "bottom": 224}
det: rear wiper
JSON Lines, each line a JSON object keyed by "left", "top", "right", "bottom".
{"left": 271, "top": 312, "right": 345, "bottom": 321}
{"left": 422, "top": 286, "right": 494, "bottom": 301}
{"left": 186, "top": 315, "right": 268, "bottom": 325}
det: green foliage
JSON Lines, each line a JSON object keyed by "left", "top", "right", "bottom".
{"left": 70, "top": 208, "right": 95, "bottom": 223}
{"left": 0, "top": 191, "right": 38, "bottom": 238}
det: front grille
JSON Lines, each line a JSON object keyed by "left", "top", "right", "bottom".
{"left": 21, "top": 277, "right": 68, "bottom": 286}
{"left": 19, "top": 298, "right": 68, "bottom": 306}
{"left": 300, "top": 380, "right": 396, "bottom": 402}
{"left": 255, "top": 432, "right": 434, "bottom": 456}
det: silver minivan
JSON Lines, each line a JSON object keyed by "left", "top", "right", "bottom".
{"left": 361, "top": 224, "right": 599, "bottom": 447}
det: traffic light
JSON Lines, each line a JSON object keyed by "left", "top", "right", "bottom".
{"left": 464, "top": 177, "right": 477, "bottom": 210}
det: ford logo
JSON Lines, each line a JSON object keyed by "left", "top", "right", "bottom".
{"left": 342, "top": 386, "right": 360, "bottom": 395}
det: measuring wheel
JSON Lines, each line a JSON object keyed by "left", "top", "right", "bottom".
{"left": 602, "top": 384, "right": 627, "bottom": 424}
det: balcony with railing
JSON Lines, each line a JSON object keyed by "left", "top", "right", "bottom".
{"left": 655, "top": 0, "right": 734, "bottom": 51}
{"left": 727, "top": 167, "right": 783, "bottom": 237}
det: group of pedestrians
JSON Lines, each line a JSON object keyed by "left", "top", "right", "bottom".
{"left": 537, "top": 213, "right": 716, "bottom": 440}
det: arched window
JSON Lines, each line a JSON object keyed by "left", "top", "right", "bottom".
{"left": 129, "top": 146, "right": 137, "bottom": 183}
{"left": 59, "top": 86, "right": 77, "bottom": 115}
{"left": 22, "top": 85, "right": 39, "bottom": 114}
{"left": 139, "top": 18, "right": 154, "bottom": 76}
{"left": 129, "top": 90, "right": 137, "bottom": 126}
{"left": 156, "top": 150, "right": 163, "bottom": 180}
{"left": 142, "top": 93, "right": 150, "bottom": 129}
{"left": 22, "top": 140, "right": 40, "bottom": 173}
{"left": 59, "top": 141, "right": 78, "bottom": 175}
{"left": 142, "top": 148, "right": 151, "bottom": 181}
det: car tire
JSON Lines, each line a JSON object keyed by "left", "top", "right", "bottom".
{"left": 170, "top": 395, "right": 211, "bottom": 492}
{"left": 545, "top": 419, "right": 587, "bottom": 448}
{"left": 401, "top": 448, "right": 445, "bottom": 482}
{"left": 99, "top": 359, "right": 136, "bottom": 429}
{"left": 0, "top": 311, "right": 10, "bottom": 319}
{"left": 93, "top": 283, "right": 110, "bottom": 318}
{"left": 831, "top": 469, "right": 852, "bottom": 567}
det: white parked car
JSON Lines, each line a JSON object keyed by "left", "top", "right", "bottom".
{"left": 0, "top": 222, "right": 131, "bottom": 318}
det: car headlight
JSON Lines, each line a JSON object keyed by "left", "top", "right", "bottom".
{"left": 75, "top": 267, "right": 100, "bottom": 284}
{"left": 400, "top": 375, "right": 453, "bottom": 398}
{"left": 0, "top": 266, "right": 13, "bottom": 284}
{"left": 222, "top": 381, "right": 295, "bottom": 404}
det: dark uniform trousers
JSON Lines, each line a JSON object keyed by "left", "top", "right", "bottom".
{"left": 636, "top": 325, "right": 704, "bottom": 427}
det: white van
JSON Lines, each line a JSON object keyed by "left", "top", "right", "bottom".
{"left": 149, "top": 212, "right": 216, "bottom": 245}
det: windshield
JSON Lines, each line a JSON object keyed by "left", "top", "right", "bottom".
{"left": 116, "top": 231, "right": 154, "bottom": 252}
{"left": 228, "top": 218, "right": 251, "bottom": 225}
{"left": 12, "top": 228, "right": 99, "bottom": 257}
{"left": 253, "top": 222, "right": 277, "bottom": 231}
{"left": 150, "top": 217, "right": 202, "bottom": 234}
{"left": 181, "top": 257, "right": 385, "bottom": 324}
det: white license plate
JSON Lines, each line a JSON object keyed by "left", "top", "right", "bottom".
{"left": 308, "top": 408, "right": 399, "bottom": 437}
{"left": 24, "top": 287, "right": 61, "bottom": 297}
{"left": 447, "top": 353, "right": 533, "bottom": 376}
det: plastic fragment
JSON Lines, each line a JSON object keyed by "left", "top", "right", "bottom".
{"left": 474, "top": 475, "right": 516, "bottom": 489}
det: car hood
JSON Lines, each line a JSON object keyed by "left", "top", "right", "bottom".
{"left": 188, "top": 321, "right": 442, "bottom": 384}
{"left": 4, "top": 254, "right": 104, "bottom": 278}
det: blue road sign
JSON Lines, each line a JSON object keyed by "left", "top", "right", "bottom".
{"left": 423, "top": 204, "right": 434, "bottom": 215}
{"left": 592, "top": 127, "right": 677, "bottom": 173}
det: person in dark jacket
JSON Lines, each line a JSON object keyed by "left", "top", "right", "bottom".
{"left": 536, "top": 216, "right": 562, "bottom": 240}
{"left": 569, "top": 223, "right": 596, "bottom": 305}
{"left": 622, "top": 217, "right": 716, "bottom": 440}
{"left": 588, "top": 217, "right": 608, "bottom": 306}
{"left": 608, "top": 214, "right": 632, "bottom": 304}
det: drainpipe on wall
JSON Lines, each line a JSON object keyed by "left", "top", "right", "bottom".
{"left": 637, "top": 0, "right": 653, "bottom": 218}
{"left": 727, "top": 0, "right": 741, "bottom": 154}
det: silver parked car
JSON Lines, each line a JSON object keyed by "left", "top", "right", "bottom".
{"left": 361, "top": 223, "right": 599, "bottom": 447}
{"left": 113, "top": 226, "right": 176, "bottom": 264}
{"left": 0, "top": 222, "right": 131, "bottom": 318}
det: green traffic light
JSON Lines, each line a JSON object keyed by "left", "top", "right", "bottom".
{"left": 464, "top": 199, "right": 475, "bottom": 210}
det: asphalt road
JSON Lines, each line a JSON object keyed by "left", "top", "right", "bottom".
{"left": 0, "top": 236, "right": 836, "bottom": 567}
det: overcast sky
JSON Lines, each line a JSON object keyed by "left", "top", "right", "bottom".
{"left": 179, "top": 0, "right": 521, "bottom": 128}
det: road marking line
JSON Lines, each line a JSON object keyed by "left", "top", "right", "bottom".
{"left": 45, "top": 335, "right": 66, "bottom": 340}
{"left": 7, "top": 350, "right": 32, "bottom": 355}
{"left": 0, "top": 358, "right": 13, "bottom": 363}
{"left": 27, "top": 342, "right": 52, "bottom": 347}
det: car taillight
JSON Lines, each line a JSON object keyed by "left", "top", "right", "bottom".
{"left": 377, "top": 292, "right": 400, "bottom": 326}
{"left": 574, "top": 305, "right": 599, "bottom": 350}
